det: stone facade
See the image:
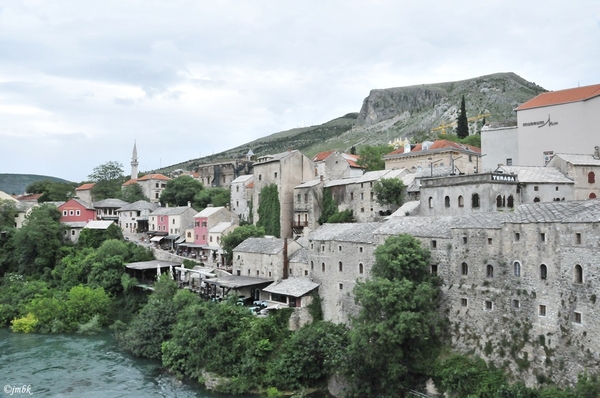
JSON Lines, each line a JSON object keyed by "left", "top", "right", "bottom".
{"left": 196, "top": 159, "right": 253, "bottom": 189}
{"left": 292, "top": 178, "right": 324, "bottom": 238}
{"left": 232, "top": 237, "right": 302, "bottom": 282}
{"left": 230, "top": 175, "right": 254, "bottom": 223}
{"left": 547, "top": 150, "right": 600, "bottom": 200}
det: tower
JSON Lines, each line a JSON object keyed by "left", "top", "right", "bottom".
{"left": 131, "top": 141, "right": 139, "bottom": 180}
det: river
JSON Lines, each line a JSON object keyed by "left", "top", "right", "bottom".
{"left": 0, "top": 329, "right": 255, "bottom": 398}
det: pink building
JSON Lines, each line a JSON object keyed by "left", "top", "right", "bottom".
{"left": 193, "top": 206, "right": 239, "bottom": 246}
{"left": 59, "top": 199, "right": 96, "bottom": 223}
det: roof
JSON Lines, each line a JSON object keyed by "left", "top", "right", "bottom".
{"left": 387, "top": 201, "right": 421, "bottom": 218}
{"left": 60, "top": 198, "right": 95, "bottom": 210}
{"left": 233, "top": 237, "right": 286, "bottom": 255}
{"left": 550, "top": 153, "right": 600, "bottom": 166}
{"left": 209, "top": 221, "right": 234, "bottom": 234}
{"left": 313, "top": 150, "right": 334, "bottom": 162}
{"left": 309, "top": 222, "right": 382, "bottom": 243}
{"left": 122, "top": 179, "right": 138, "bottom": 186}
{"left": 126, "top": 260, "right": 181, "bottom": 270}
{"left": 194, "top": 206, "right": 225, "bottom": 218}
{"left": 255, "top": 150, "right": 301, "bottom": 165}
{"left": 494, "top": 166, "right": 573, "bottom": 184}
{"left": 384, "top": 139, "right": 481, "bottom": 158}
{"left": 231, "top": 175, "right": 254, "bottom": 184}
{"left": 288, "top": 246, "right": 309, "bottom": 264}
{"left": 205, "top": 275, "right": 272, "bottom": 289}
{"left": 375, "top": 213, "right": 506, "bottom": 238}
{"left": 150, "top": 206, "right": 197, "bottom": 216}
{"left": 84, "top": 220, "right": 114, "bottom": 230}
{"left": 117, "top": 200, "right": 160, "bottom": 212}
{"left": 263, "top": 277, "right": 319, "bottom": 297}
{"left": 15, "top": 193, "right": 43, "bottom": 202}
{"left": 505, "top": 199, "right": 600, "bottom": 224}
{"left": 76, "top": 183, "right": 95, "bottom": 191}
{"left": 295, "top": 178, "right": 322, "bottom": 189}
{"left": 137, "top": 173, "right": 170, "bottom": 181}
{"left": 63, "top": 221, "right": 87, "bottom": 228}
{"left": 324, "top": 177, "right": 360, "bottom": 188}
{"left": 516, "top": 83, "right": 600, "bottom": 110}
{"left": 93, "top": 198, "right": 130, "bottom": 208}
{"left": 342, "top": 153, "right": 363, "bottom": 168}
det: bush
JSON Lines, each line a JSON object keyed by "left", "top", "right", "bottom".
{"left": 10, "top": 313, "right": 38, "bottom": 333}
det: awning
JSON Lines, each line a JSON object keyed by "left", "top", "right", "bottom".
{"left": 175, "top": 236, "right": 186, "bottom": 244}
{"left": 150, "top": 236, "right": 164, "bottom": 242}
{"left": 164, "top": 234, "right": 180, "bottom": 240}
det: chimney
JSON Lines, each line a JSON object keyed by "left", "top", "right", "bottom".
{"left": 282, "top": 238, "right": 289, "bottom": 280}
{"left": 594, "top": 146, "right": 600, "bottom": 160}
{"left": 187, "top": 201, "right": 191, "bottom": 207}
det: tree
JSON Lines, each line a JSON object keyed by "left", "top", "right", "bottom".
{"left": 457, "top": 95, "right": 469, "bottom": 139}
{"left": 160, "top": 175, "right": 204, "bottom": 206}
{"left": 357, "top": 144, "right": 393, "bottom": 172}
{"left": 344, "top": 234, "right": 443, "bottom": 397}
{"left": 193, "top": 187, "right": 230, "bottom": 210}
{"left": 221, "top": 225, "right": 265, "bottom": 264}
{"left": 78, "top": 223, "right": 124, "bottom": 249}
{"left": 11, "top": 204, "right": 66, "bottom": 276}
{"left": 373, "top": 178, "right": 405, "bottom": 207}
{"left": 89, "top": 161, "right": 125, "bottom": 200}
{"left": 120, "top": 183, "right": 148, "bottom": 203}
{"left": 256, "top": 184, "right": 280, "bottom": 237}
{"left": 0, "top": 199, "right": 18, "bottom": 230}
{"left": 26, "top": 180, "right": 77, "bottom": 202}
{"left": 318, "top": 188, "right": 354, "bottom": 224}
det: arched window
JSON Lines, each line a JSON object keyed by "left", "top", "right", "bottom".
{"left": 588, "top": 171, "right": 596, "bottom": 184}
{"left": 514, "top": 261, "right": 521, "bottom": 277}
{"left": 507, "top": 195, "right": 514, "bottom": 208}
{"left": 496, "top": 195, "right": 503, "bottom": 208}
{"left": 445, "top": 196, "right": 450, "bottom": 208}
{"left": 359, "top": 263, "right": 364, "bottom": 274}
{"left": 339, "top": 261, "right": 343, "bottom": 272}
{"left": 534, "top": 197, "right": 540, "bottom": 203}
{"left": 321, "top": 263, "right": 325, "bottom": 272}
{"left": 574, "top": 264, "right": 583, "bottom": 284}
{"left": 428, "top": 197, "right": 433, "bottom": 208}
{"left": 540, "top": 264, "right": 548, "bottom": 280}
{"left": 486, "top": 264, "right": 494, "bottom": 278}
{"left": 458, "top": 196, "right": 464, "bottom": 207}
{"left": 590, "top": 192, "right": 597, "bottom": 199}
{"left": 461, "top": 262, "right": 468, "bottom": 276}
{"left": 472, "top": 193, "right": 480, "bottom": 208}
{"left": 310, "top": 261, "right": 314, "bottom": 271}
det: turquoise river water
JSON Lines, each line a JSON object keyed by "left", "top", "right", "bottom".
{"left": 0, "top": 329, "right": 255, "bottom": 398}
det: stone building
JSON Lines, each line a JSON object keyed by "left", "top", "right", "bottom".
{"left": 123, "top": 173, "right": 171, "bottom": 203}
{"left": 196, "top": 159, "right": 253, "bottom": 189}
{"left": 292, "top": 178, "right": 324, "bottom": 237}
{"left": 116, "top": 200, "right": 159, "bottom": 233}
{"left": 312, "top": 151, "right": 364, "bottom": 180}
{"left": 232, "top": 237, "right": 302, "bottom": 282}
{"left": 93, "top": 198, "right": 129, "bottom": 222}
{"left": 547, "top": 149, "right": 600, "bottom": 200}
{"left": 251, "top": 150, "right": 316, "bottom": 238}
{"left": 230, "top": 174, "right": 254, "bottom": 223}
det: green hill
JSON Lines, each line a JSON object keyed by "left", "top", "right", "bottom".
{"left": 0, "top": 174, "right": 73, "bottom": 196}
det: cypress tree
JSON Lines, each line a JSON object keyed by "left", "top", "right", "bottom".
{"left": 457, "top": 95, "right": 469, "bottom": 139}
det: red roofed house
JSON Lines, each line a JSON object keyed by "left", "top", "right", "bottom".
{"left": 59, "top": 198, "right": 96, "bottom": 242}
{"left": 122, "top": 174, "right": 171, "bottom": 203}
{"left": 312, "top": 151, "right": 364, "bottom": 180}
{"left": 75, "top": 183, "right": 95, "bottom": 204}
{"left": 383, "top": 139, "right": 482, "bottom": 175}
{"left": 482, "top": 83, "right": 600, "bottom": 169}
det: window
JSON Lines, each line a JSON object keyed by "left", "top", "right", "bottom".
{"left": 575, "top": 233, "right": 581, "bottom": 244}
{"left": 310, "top": 261, "right": 314, "bottom": 270}
{"left": 534, "top": 186, "right": 539, "bottom": 191}
{"left": 431, "top": 240, "right": 437, "bottom": 249}
{"left": 370, "top": 191, "right": 374, "bottom": 200}
{"left": 485, "top": 301, "right": 493, "bottom": 311}
{"left": 534, "top": 196, "right": 540, "bottom": 203}
{"left": 338, "top": 245, "right": 342, "bottom": 251}
{"left": 488, "top": 238, "right": 493, "bottom": 245}
{"left": 321, "top": 245, "right": 325, "bottom": 251}
{"left": 359, "top": 263, "right": 364, "bottom": 274}
{"left": 297, "top": 194, "right": 301, "bottom": 203}
{"left": 458, "top": 195, "right": 464, "bottom": 207}
{"left": 274, "top": 172, "right": 278, "bottom": 178}
{"left": 512, "top": 299, "right": 520, "bottom": 309}
{"left": 590, "top": 193, "right": 597, "bottom": 199}
{"left": 461, "top": 262, "right": 468, "bottom": 276}
{"left": 486, "top": 264, "right": 494, "bottom": 278}
{"left": 506, "top": 158, "right": 513, "bottom": 166}
{"left": 428, "top": 197, "right": 433, "bottom": 208}
{"left": 515, "top": 232, "right": 520, "bottom": 241}
{"left": 431, "top": 264, "right": 438, "bottom": 275}
{"left": 539, "top": 305, "right": 547, "bottom": 317}
{"left": 339, "top": 261, "right": 343, "bottom": 272}
{"left": 236, "top": 186, "right": 239, "bottom": 192}
{"left": 507, "top": 195, "right": 514, "bottom": 208}
{"left": 574, "top": 264, "right": 583, "bottom": 284}
{"left": 514, "top": 261, "right": 521, "bottom": 277}
{"left": 305, "top": 270, "right": 308, "bottom": 276}
{"left": 63, "top": 210, "right": 67, "bottom": 216}
{"left": 321, "top": 263, "right": 325, "bottom": 272}
{"left": 71, "top": 230, "right": 75, "bottom": 236}
{"left": 472, "top": 193, "right": 480, "bottom": 208}
{"left": 339, "top": 283, "right": 343, "bottom": 290}
{"left": 210, "top": 236, "right": 213, "bottom": 242}
{"left": 361, "top": 207, "right": 365, "bottom": 213}
{"left": 463, "top": 236, "right": 468, "bottom": 244}
{"left": 257, "top": 270, "right": 260, "bottom": 277}
{"left": 76, "top": 210, "right": 80, "bottom": 216}
{"left": 172, "top": 219, "right": 175, "bottom": 224}
{"left": 496, "top": 195, "right": 503, "bottom": 208}
{"left": 237, "top": 270, "right": 241, "bottom": 276}
{"left": 574, "top": 312, "right": 582, "bottom": 324}
{"left": 69, "top": 210, "right": 74, "bottom": 216}
{"left": 445, "top": 196, "right": 450, "bottom": 208}
{"left": 258, "top": 174, "right": 262, "bottom": 181}
{"left": 304, "top": 193, "right": 308, "bottom": 202}
{"left": 350, "top": 192, "right": 354, "bottom": 200}
{"left": 247, "top": 269, "right": 251, "bottom": 275}
{"left": 461, "top": 298, "right": 468, "bottom": 307}
{"left": 588, "top": 171, "right": 596, "bottom": 184}
{"left": 360, "top": 192, "right": 364, "bottom": 200}
{"left": 540, "top": 233, "right": 546, "bottom": 242}
{"left": 359, "top": 247, "right": 363, "bottom": 253}
{"left": 540, "top": 264, "right": 548, "bottom": 280}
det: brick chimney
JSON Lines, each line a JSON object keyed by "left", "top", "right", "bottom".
{"left": 282, "top": 238, "right": 289, "bottom": 280}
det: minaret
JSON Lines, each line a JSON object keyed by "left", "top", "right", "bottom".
{"left": 131, "top": 141, "right": 139, "bottom": 180}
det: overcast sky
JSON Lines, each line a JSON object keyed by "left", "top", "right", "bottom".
{"left": 1, "top": 1, "right": 599, "bottom": 183}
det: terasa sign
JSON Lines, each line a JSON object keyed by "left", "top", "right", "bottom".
{"left": 522, "top": 114, "right": 558, "bottom": 128}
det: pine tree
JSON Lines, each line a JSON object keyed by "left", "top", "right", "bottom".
{"left": 456, "top": 95, "right": 469, "bottom": 139}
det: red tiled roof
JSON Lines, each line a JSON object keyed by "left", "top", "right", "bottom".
{"left": 516, "top": 83, "right": 600, "bottom": 110}
{"left": 76, "top": 183, "right": 95, "bottom": 191}
{"left": 122, "top": 179, "right": 138, "bottom": 186}
{"left": 246, "top": 181, "right": 254, "bottom": 189}
{"left": 16, "top": 193, "right": 43, "bottom": 202}
{"left": 342, "top": 153, "right": 363, "bottom": 168}
{"left": 312, "top": 151, "right": 334, "bottom": 162}
{"left": 386, "top": 139, "right": 481, "bottom": 156}
{"left": 137, "top": 173, "right": 171, "bottom": 181}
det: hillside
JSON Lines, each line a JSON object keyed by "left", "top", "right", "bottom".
{"left": 154, "top": 72, "right": 546, "bottom": 174}
{"left": 0, "top": 174, "right": 73, "bottom": 196}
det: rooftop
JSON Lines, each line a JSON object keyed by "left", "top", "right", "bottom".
{"left": 494, "top": 166, "right": 573, "bottom": 184}
{"left": 385, "top": 139, "right": 481, "bottom": 158}
{"left": 263, "top": 277, "right": 319, "bottom": 298}
{"left": 516, "top": 83, "right": 600, "bottom": 110}
{"left": 234, "top": 237, "right": 287, "bottom": 255}
{"left": 93, "top": 198, "right": 130, "bottom": 208}
{"left": 309, "top": 222, "right": 382, "bottom": 243}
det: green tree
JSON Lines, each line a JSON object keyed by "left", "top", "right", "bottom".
{"left": 78, "top": 223, "right": 124, "bottom": 249}
{"left": 373, "top": 178, "right": 405, "bottom": 207}
{"left": 256, "top": 184, "right": 280, "bottom": 237}
{"left": 26, "top": 180, "right": 77, "bottom": 202}
{"left": 221, "top": 225, "right": 265, "bottom": 264}
{"left": 344, "top": 234, "right": 444, "bottom": 397}
{"left": 120, "top": 183, "right": 148, "bottom": 202}
{"left": 456, "top": 95, "right": 469, "bottom": 139}
{"left": 89, "top": 161, "right": 125, "bottom": 200}
{"left": 87, "top": 239, "right": 130, "bottom": 295}
{"left": 0, "top": 199, "right": 18, "bottom": 230}
{"left": 319, "top": 188, "right": 354, "bottom": 224}
{"left": 160, "top": 175, "right": 204, "bottom": 206}
{"left": 193, "top": 187, "right": 230, "bottom": 209}
{"left": 357, "top": 144, "right": 393, "bottom": 172}
{"left": 11, "top": 204, "right": 66, "bottom": 276}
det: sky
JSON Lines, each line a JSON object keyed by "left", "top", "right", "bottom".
{"left": 1, "top": 0, "right": 599, "bottom": 183}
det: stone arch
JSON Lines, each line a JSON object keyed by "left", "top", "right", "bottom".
{"left": 574, "top": 264, "right": 583, "bottom": 284}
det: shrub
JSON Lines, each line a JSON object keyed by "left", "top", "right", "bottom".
{"left": 10, "top": 313, "right": 39, "bottom": 333}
